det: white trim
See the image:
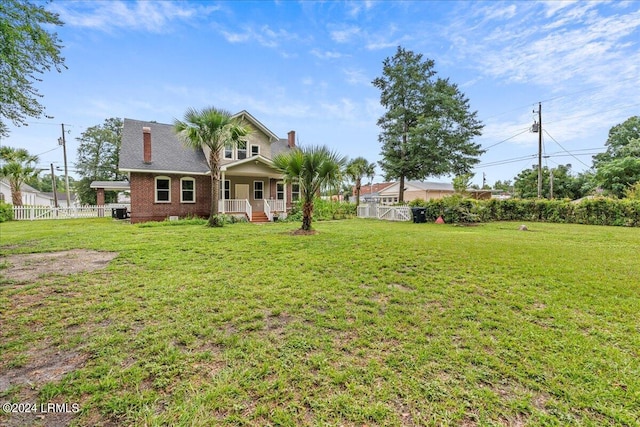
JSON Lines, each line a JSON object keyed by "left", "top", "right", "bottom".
{"left": 221, "top": 154, "right": 274, "bottom": 171}
{"left": 180, "top": 177, "right": 196, "bottom": 203}
{"left": 120, "top": 168, "right": 210, "bottom": 176}
{"left": 220, "top": 179, "right": 230, "bottom": 200}
{"left": 155, "top": 176, "right": 171, "bottom": 203}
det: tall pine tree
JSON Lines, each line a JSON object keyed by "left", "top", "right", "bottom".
{"left": 373, "top": 46, "right": 484, "bottom": 202}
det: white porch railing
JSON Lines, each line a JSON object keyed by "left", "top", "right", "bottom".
{"left": 12, "top": 205, "right": 130, "bottom": 221}
{"left": 264, "top": 199, "right": 272, "bottom": 221}
{"left": 267, "top": 199, "right": 285, "bottom": 213}
{"left": 357, "top": 204, "right": 411, "bottom": 222}
{"left": 219, "top": 199, "right": 252, "bottom": 219}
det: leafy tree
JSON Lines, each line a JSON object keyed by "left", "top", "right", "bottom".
{"left": 0, "top": 146, "right": 39, "bottom": 205}
{"left": 273, "top": 145, "right": 346, "bottom": 231}
{"left": 493, "top": 180, "right": 513, "bottom": 192}
{"left": 344, "top": 157, "right": 375, "bottom": 208}
{"left": 27, "top": 172, "right": 73, "bottom": 193}
{"left": 593, "top": 116, "right": 640, "bottom": 167}
{"left": 372, "top": 46, "right": 484, "bottom": 202}
{"left": 75, "top": 118, "right": 124, "bottom": 205}
{"left": 514, "top": 164, "right": 588, "bottom": 199}
{"left": 591, "top": 116, "right": 640, "bottom": 197}
{"left": 0, "top": 0, "right": 66, "bottom": 137}
{"left": 174, "top": 107, "right": 251, "bottom": 227}
{"left": 594, "top": 157, "right": 640, "bottom": 198}
{"left": 452, "top": 173, "right": 473, "bottom": 195}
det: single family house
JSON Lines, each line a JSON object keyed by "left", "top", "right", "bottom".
{"left": 376, "top": 180, "right": 492, "bottom": 205}
{"left": 117, "top": 111, "right": 299, "bottom": 223}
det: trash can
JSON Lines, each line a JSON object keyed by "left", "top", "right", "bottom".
{"left": 112, "top": 207, "right": 128, "bottom": 219}
{"left": 411, "top": 207, "right": 426, "bottom": 223}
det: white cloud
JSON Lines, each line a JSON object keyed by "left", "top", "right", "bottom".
{"left": 50, "top": 1, "right": 216, "bottom": 33}
{"left": 343, "top": 68, "right": 370, "bottom": 86}
{"left": 330, "top": 26, "right": 361, "bottom": 43}
{"left": 220, "top": 24, "right": 302, "bottom": 49}
{"left": 310, "top": 49, "right": 344, "bottom": 59}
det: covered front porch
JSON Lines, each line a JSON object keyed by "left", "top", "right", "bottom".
{"left": 219, "top": 155, "right": 291, "bottom": 222}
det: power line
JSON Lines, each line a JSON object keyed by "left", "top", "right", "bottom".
{"left": 543, "top": 129, "right": 591, "bottom": 168}
{"left": 482, "top": 127, "right": 531, "bottom": 150}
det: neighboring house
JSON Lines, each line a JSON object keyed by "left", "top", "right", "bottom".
{"left": 116, "top": 111, "right": 299, "bottom": 223}
{"left": 353, "top": 182, "right": 394, "bottom": 204}
{"left": 42, "top": 192, "right": 80, "bottom": 207}
{"left": 375, "top": 180, "right": 492, "bottom": 205}
{"left": 0, "top": 179, "right": 58, "bottom": 206}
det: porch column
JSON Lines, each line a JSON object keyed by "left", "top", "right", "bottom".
{"left": 96, "top": 188, "right": 105, "bottom": 217}
{"left": 221, "top": 170, "right": 226, "bottom": 214}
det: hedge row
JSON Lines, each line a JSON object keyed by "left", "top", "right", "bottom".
{"left": 410, "top": 196, "right": 640, "bottom": 227}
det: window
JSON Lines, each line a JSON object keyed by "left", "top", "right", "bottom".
{"left": 224, "top": 142, "right": 233, "bottom": 159}
{"left": 254, "top": 181, "right": 264, "bottom": 200}
{"left": 237, "top": 140, "right": 247, "bottom": 160}
{"left": 181, "top": 178, "right": 195, "bottom": 203}
{"left": 276, "top": 182, "right": 285, "bottom": 200}
{"left": 155, "top": 177, "right": 171, "bottom": 203}
{"left": 250, "top": 144, "right": 260, "bottom": 157}
{"left": 220, "top": 180, "right": 230, "bottom": 200}
{"left": 291, "top": 183, "right": 300, "bottom": 202}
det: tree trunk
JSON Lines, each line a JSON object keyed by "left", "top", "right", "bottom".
{"left": 399, "top": 175, "right": 405, "bottom": 203}
{"left": 209, "top": 151, "right": 222, "bottom": 227}
{"left": 11, "top": 181, "right": 22, "bottom": 206}
{"left": 301, "top": 200, "right": 313, "bottom": 231}
{"left": 355, "top": 178, "right": 361, "bottom": 208}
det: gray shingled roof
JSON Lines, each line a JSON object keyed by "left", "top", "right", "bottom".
{"left": 119, "top": 119, "right": 210, "bottom": 174}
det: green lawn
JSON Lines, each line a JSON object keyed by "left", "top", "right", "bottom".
{"left": 1, "top": 218, "right": 639, "bottom": 426}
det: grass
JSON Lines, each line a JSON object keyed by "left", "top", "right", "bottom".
{"left": 1, "top": 218, "right": 639, "bottom": 426}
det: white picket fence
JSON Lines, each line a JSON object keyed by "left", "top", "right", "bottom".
{"left": 12, "top": 205, "right": 130, "bottom": 221}
{"left": 357, "top": 204, "right": 411, "bottom": 221}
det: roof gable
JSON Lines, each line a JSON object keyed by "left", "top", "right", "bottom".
{"left": 232, "top": 110, "right": 279, "bottom": 142}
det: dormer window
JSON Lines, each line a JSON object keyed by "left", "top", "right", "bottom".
{"left": 237, "top": 140, "right": 247, "bottom": 160}
{"left": 224, "top": 142, "right": 233, "bottom": 159}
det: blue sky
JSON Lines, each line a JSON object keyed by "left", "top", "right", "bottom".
{"left": 4, "top": 0, "right": 639, "bottom": 187}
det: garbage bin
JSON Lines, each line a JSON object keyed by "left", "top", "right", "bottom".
{"left": 411, "top": 207, "right": 426, "bottom": 223}
{"left": 112, "top": 207, "right": 128, "bottom": 219}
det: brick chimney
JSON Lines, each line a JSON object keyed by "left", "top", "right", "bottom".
{"left": 143, "top": 127, "right": 151, "bottom": 163}
{"left": 287, "top": 130, "right": 296, "bottom": 148}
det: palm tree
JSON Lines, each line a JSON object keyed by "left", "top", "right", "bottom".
{"left": 273, "top": 145, "right": 346, "bottom": 231}
{"left": 345, "top": 157, "right": 376, "bottom": 208}
{"left": 0, "top": 146, "right": 39, "bottom": 206}
{"left": 174, "top": 107, "right": 251, "bottom": 227}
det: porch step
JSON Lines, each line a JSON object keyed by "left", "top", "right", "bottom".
{"left": 250, "top": 212, "right": 270, "bottom": 223}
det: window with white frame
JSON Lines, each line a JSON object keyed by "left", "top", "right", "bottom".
{"left": 219, "top": 180, "right": 230, "bottom": 200}
{"left": 237, "top": 140, "right": 247, "bottom": 159}
{"left": 181, "top": 177, "right": 195, "bottom": 203}
{"left": 291, "top": 183, "right": 300, "bottom": 202}
{"left": 224, "top": 142, "right": 233, "bottom": 159}
{"left": 253, "top": 181, "right": 264, "bottom": 200}
{"left": 155, "top": 176, "right": 171, "bottom": 203}
{"left": 276, "top": 182, "right": 285, "bottom": 200}
{"left": 250, "top": 144, "right": 260, "bottom": 157}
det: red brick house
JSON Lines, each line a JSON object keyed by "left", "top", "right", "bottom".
{"left": 117, "top": 111, "right": 299, "bottom": 223}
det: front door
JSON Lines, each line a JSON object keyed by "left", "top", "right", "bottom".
{"left": 235, "top": 184, "right": 249, "bottom": 200}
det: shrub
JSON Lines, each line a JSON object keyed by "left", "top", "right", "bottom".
{"left": 0, "top": 202, "right": 13, "bottom": 222}
{"left": 411, "top": 196, "right": 640, "bottom": 227}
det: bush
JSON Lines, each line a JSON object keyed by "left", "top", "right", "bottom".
{"left": 0, "top": 202, "right": 13, "bottom": 222}
{"left": 415, "top": 196, "right": 640, "bottom": 227}
{"left": 284, "top": 198, "right": 356, "bottom": 222}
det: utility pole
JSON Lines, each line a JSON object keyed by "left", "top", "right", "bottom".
{"left": 59, "top": 124, "right": 71, "bottom": 207}
{"left": 536, "top": 102, "right": 542, "bottom": 198}
{"left": 50, "top": 163, "right": 58, "bottom": 208}
{"left": 549, "top": 168, "right": 554, "bottom": 199}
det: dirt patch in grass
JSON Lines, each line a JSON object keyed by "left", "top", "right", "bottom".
{"left": 0, "top": 345, "right": 89, "bottom": 427}
{"left": 0, "top": 250, "right": 118, "bottom": 283}
{"left": 289, "top": 229, "right": 318, "bottom": 236}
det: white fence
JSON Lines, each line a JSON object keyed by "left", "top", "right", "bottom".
{"left": 12, "top": 205, "right": 130, "bottom": 221}
{"left": 357, "top": 204, "right": 411, "bottom": 221}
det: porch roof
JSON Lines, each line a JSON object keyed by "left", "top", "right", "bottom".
{"left": 221, "top": 155, "right": 282, "bottom": 178}
{"left": 90, "top": 181, "right": 131, "bottom": 191}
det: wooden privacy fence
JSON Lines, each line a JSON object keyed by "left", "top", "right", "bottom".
{"left": 12, "top": 205, "right": 130, "bottom": 221}
{"left": 357, "top": 204, "right": 411, "bottom": 221}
